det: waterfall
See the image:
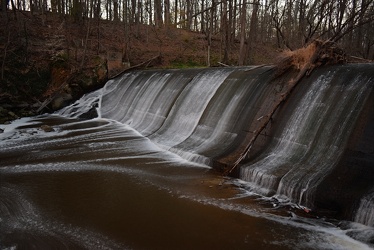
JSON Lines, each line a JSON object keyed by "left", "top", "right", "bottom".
{"left": 57, "top": 65, "right": 374, "bottom": 226}
{"left": 148, "top": 69, "right": 236, "bottom": 149}
{"left": 57, "top": 88, "right": 102, "bottom": 118}
{"left": 149, "top": 66, "right": 273, "bottom": 164}
{"left": 100, "top": 66, "right": 275, "bottom": 164}
{"left": 355, "top": 189, "right": 374, "bottom": 227}
{"left": 240, "top": 68, "right": 371, "bottom": 208}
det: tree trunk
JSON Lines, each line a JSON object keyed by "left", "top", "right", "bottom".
{"left": 80, "top": 18, "right": 91, "bottom": 69}
{"left": 1, "top": 0, "right": 8, "bottom": 11}
{"left": 174, "top": 0, "right": 177, "bottom": 25}
{"left": 224, "top": 40, "right": 345, "bottom": 175}
{"left": 164, "top": 0, "right": 170, "bottom": 27}
{"left": 238, "top": 0, "right": 247, "bottom": 65}
{"left": 154, "top": 0, "right": 163, "bottom": 27}
{"left": 247, "top": 0, "right": 259, "bottom": 64}
{"left": 186, "top": 0, "right": 192, "bottom": 30}
{"left": 113, "top": 0, "right": 119, "bottom": 21}
{"left": 201, "top": 0, "right": 204, "bottom": 31}
{"left": 222, "top": 0, "right": 229, "bottom": 64}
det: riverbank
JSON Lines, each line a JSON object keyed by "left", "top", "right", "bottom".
{"left": 0, "top": 10, "right": 279, "bottom": 123}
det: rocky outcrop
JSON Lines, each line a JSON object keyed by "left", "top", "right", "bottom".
{"left": 0, "top": 53, "right": 108, "bottom": 124}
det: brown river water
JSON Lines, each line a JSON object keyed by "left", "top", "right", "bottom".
{"left": 1, "top": 116, "right": 372, "bottom": 250}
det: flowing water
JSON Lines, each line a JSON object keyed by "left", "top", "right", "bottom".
{"left": 240, "top": 71, "right": 370, "bottom": 206}
{"left": 1, "top": 65, "right": 373, "bottom": 249}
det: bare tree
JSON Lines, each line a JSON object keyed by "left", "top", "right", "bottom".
{"left": 164, "top": 0, "right": 170, "bottom": 27}
{"left": 246, "top": 0, "right": 260, "bottom": 64}
{"left": 238, "top": 0, "right": 247, "bottom": 65}
{"left": 154, "top": 0, "right": 163, "bottom": 27}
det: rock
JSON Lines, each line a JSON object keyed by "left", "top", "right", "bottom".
{"left": 28, "top": 130, "right": 38, "bottom": 135}
{"left": 78, "top": 106, "right": 98, "bottom": 119}
{"left": 0, "top": 106, "right": 6, "bottom": 114}
{"left": 40, "top": 125, "right": 54, "bottom": 132}
{"left": 51, "top": 93, "right": 73, "bottom": 111}
{"left": 8, "top": 111, "right": 18, "bottom": 118}
{"left": 0, "top": 128, "right": 4, "bottom": 133}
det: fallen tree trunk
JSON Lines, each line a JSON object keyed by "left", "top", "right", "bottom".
{"left": 36, "top": 71, "right": 78, "bottom": 113}
{"left": 108, "top": 54, "right": 161, "bottom": 80}
{"left": 224, "top": 40, "right": 346, "bottom": 176}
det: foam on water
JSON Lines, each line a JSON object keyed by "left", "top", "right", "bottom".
{"left": 0, "top": 184, "right": 128, "bottom": 250}
{"left": 2, "top": 116, "right": 374, "bottom": 250}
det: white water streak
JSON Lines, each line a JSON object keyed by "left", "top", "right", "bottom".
{"left": 355, "top": 189, "right": 374, "bottom": 227}
{"left": 240, "top": 71, "right": 371, "bottom": 209}
{"left": 150, "top": 69, "right": 234, "bottom": 148}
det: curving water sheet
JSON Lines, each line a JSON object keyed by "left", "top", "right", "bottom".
{"left": 240, "top": 67, "right": 372, "bottom": 209}
{"left": 60, "top": 65, "right": 374, "bottom": 227}
{"left": 99, "top": 66, "right": 276, "bottom": 165}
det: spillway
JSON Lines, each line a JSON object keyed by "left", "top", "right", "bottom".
{"left": 61, "top": 64, "right": 374, "bottom": 226}
{"left": 1, "top": 64, "right": 373, "bottom": 249}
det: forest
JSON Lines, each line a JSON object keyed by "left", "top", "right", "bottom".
{"left": 0, "top": 0, "right": 373, "bottom": 121}
{"left": 3, "top": 0, "right": 374, "bottom": 63}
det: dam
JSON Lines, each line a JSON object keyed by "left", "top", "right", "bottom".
{"left": 1, "top": 64, "right": 373, "bottom": 249}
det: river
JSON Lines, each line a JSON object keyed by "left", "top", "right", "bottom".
{"left": 1, "top": 115, "right": 373, "bottom": 249}
{"left": 1, "top": 65, "right": 374, "bottom": 249}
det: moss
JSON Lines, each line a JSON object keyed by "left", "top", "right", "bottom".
{"left": 51, "top": 52, "right": 70, "bottom": 68}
